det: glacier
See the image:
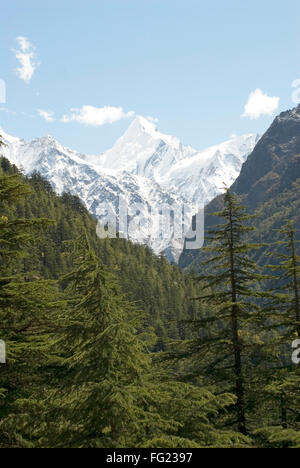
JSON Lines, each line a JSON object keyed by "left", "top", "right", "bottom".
{"left": 0, "top": 117, "right": 259, "bottom": 262}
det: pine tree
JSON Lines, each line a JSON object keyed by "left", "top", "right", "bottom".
{"left": 171, "top": 187, "right": 267, "bottom": 435}
{"left": 44, "top": 234, "right": 157, "bottom": 448}
{"left": 0, "top": 138, "right": 57, "bottom": 447}
{"left": 3, "top": 140, "right": 299, "bottom": 447}
{"left": 37, "top": 234, "right": 244, "bottom": 448}
{"left": 266, "top": 222, "right": 300, "bottom": 340}
{"left": 256, "top": 222, "right": 300, "bottom": 438}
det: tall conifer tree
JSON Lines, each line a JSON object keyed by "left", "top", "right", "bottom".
{"left": 172, "top": 188, "right": 266, "bottom": 435}
{"left": 0, "top": 138, "right": 56, "bottom": 447}
{"left": 257, "top": 222, "right": 300, "bottom": 439}
{"left": 46, "top": 234, "right": 155, "bottom": 447}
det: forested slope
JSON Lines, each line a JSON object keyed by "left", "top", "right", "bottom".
{"left": 1, "top": 141, "right": 299, "bottom": 448}
{"left": 0, "top": 156, "right": 201, "bottom": 349}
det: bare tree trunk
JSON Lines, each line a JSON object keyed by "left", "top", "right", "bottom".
{"left": 228, "top": 198, "right": 247, "bottom": 435}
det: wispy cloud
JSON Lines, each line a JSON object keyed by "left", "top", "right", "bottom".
{"left": 14, "top": 36, "right": 38, "bottom": 84}
{"left": 38, "top": 109, "right": 55, "bottom": 122}
{"left": 146, "top": 115, "right": 159, "bottom": 124}
{"left": 17, "top": 36, "right": 31, "bottom": 52}
{"left": 61, "top": 105, "right": 135, "bottom": 126}
{"left": 242, "top": 89, "right": 280, "bottom": 120}
{"left": 0, "top": 107, "right": 17, "bottom": 116}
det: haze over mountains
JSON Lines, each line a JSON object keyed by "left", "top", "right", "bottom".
{"left": 0, "top": 116, "right": 258, "bottom": 261}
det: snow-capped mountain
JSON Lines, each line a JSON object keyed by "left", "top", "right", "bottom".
{"left": 0, "top": 119, "right": 259, "bottom": 262}
{"left": 98, "top": 117, "right": 259, "bottom": 204}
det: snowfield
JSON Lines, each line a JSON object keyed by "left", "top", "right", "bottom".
{"left": 0, "top": 117, "right": 259, "bottom": 262}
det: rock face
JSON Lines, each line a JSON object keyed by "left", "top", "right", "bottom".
{"left": 231, "top": 105, "right": 300, "bottom": 207}
{"left": 179, "top": 105, "right": 300, "bottom": 269}
{"left": 0, "top": 117, "right": 258, "bottom": 262}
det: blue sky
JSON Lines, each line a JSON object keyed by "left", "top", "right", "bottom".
{"left": 1, "top": 0, "right": 300, "bottom": 154}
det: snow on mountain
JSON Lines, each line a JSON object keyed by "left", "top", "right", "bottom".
{"left": 97, "top": 116, "right": 196, "bottom": 175}
{"left": 0, "top": 120, "right": 259, "bottom": 262}
{"left": 95, "top": 116, "right": 259, "bottom": 204}
{"left": 162, "top": 133, "right": 260, "bottom": 204}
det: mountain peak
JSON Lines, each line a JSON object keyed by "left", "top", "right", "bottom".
{"left": 123, "top": 116, "right": 182, "bottom": 150}
{"left": 129, "top": 115, "right": 158, "bottom": 134}
{"left": 231, "top": 103, "right": 300, "bottom": 202}
{"left": 0, "top": 127, "right": 21, "bottom": 145}
{"left": 0, "top": 122, "right": 259, "bottom": 262}
{"left": 98, "top": 116, "right": 185, "bottom": 172}
{"left": 35, "top": 133, "right": 57, "bottom": 145}
{"left": 275, "top": 103, "right": 300, "bottom": 125}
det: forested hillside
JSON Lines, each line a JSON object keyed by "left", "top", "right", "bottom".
{"left": 0, "top": 156, "right": 201, "bottom": 350}
{"left": 0, "top": 139, "right": 299, "bottom": 448}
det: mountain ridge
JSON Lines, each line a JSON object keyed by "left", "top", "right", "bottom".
{"left": 0, "top": 118, "right": 259, "bottom": 261}
{"left": 179, "top": 104, "right": 300, "bottom": 269}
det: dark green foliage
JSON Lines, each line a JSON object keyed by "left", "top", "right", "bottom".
{"left": 0, "top": 155, "right": 245, "bottom": 448}
{"left": 0, "top": 142, "right": 299, "bottom": 448}
{"left": 0, "top": 157, "right": 200, "bottom": 348}
{"left": 254, "top": 222, "right": 300, "bottom": 441}
{"left": 166, "top": 188, "right": 289, "bottom": 438}
{"left": 265, "top": 222, "right": 300, "bottom": 339}
{"left": 0, "top": 148, "right": 59, "bottom": 447}
{"left": 34, "top": 236, "right": 242, "bottom": 448}
{"left": 175, "top": 189, "right": 267, "bottom": 434}
{"left": 47, "top": 235, "right": 156, "bottom": 448}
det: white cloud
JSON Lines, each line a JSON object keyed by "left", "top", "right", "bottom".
{"left": 0, "top": 107, "right": 17, "bottom": 116}
{"left": 242, "top": 89, "right": 280, "bottom": 120}
{"left": 291, "top": 79, "right": 300, "bottom": 104}
{"left": 61, "top": 105, "right": 135, "bottom": 126}
{"left": 146, "top": 115, "right": 159, "bottom": 124}
{"left": 14, "top": 36, "right": 38, "bottom": 84}
{"left": 16, "top": 36, "right": 31, "bottom": 52}
{"left": 38, "top": 109, "right": 55, "bottom": 122}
